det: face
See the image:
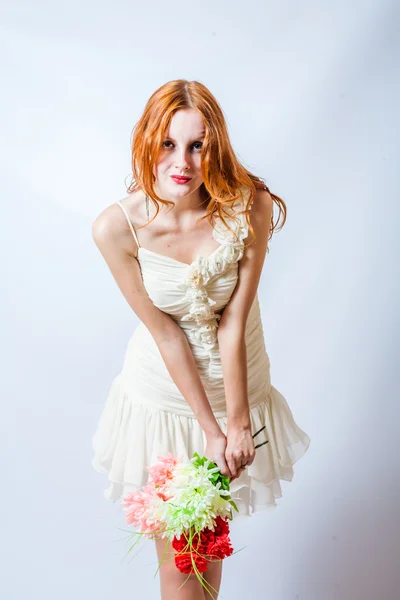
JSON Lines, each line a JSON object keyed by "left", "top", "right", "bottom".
{"left": 153, "top": 108, "right": 205, "bottom": 200}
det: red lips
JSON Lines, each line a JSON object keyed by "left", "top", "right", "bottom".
{"left": 171, "top": 175, "right": 192, "bottom": 183}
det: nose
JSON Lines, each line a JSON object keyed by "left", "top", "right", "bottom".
{"left": 174, "top": 147, "right": 191, "bottom": 171}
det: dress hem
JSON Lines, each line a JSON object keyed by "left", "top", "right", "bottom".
{"left": 92, "top": 382, "right": 311, "bottom": 519}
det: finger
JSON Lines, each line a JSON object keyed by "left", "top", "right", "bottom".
{"left": 229, "top": 456, "right": 246, "bottom": 479}
{"left": 247, "top": 450, "right": 256, "bottom": 467}
{"left": 234, "top": 455, "right": 247, "bottom": 476}
{"left": 227, "top": 456, "right": 238, "bottom": 478}
{"left": 217, "top": 456, "right": 232, "bottom": 479}
{"left": 230, "top": 465, "right": 245, "bottom": 482}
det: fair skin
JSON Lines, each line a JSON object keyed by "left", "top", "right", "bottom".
{"left": 92, "top": 108, "right": 273, "bottom": 599}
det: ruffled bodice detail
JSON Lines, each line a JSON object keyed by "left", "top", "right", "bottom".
{"left": 138, "top": 188, "right": 252, "bottom": 379}
{"left": 179, "top": 207, "right": 248, "bottom": 376}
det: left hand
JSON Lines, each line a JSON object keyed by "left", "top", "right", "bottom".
{"left": 225, "top": 426, "right": 256, "bottom": 482}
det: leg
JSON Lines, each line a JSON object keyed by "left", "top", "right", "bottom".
{"left": 202, "top": 558, "right": 223, "bottom": 600}
{"left": 154, "top": 536, "right": 209, "bottom": 600}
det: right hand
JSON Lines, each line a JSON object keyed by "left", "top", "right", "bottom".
{"left": 204, "top": 433, "right": 233, "bottom": 479}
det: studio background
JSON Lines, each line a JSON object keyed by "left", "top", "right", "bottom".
{"left": 1, "top": 1, "right": 399, "bottom": 599}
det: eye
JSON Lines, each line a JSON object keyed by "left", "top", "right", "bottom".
{"left": 161, "top": 140, "right": 203, "bottom": 150}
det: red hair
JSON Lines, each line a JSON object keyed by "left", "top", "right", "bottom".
{"left": 125, "top": 79, "right": 286, "bottom": 250}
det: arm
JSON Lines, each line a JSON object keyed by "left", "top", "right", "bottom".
{"left": 216, "top": 189, "right": 273, "bottom": 476}
{"left": 92, "top": 203, "right": 222, "bottom": 440}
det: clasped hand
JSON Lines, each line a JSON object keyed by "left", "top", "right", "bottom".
{"left": 205, "top": 427, "right": 256, "bottom": 482}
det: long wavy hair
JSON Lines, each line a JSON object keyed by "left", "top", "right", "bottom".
{"left": 125, "top": 79, "right": 286, "bottom": 251}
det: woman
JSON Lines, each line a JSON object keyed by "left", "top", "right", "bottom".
{"left": 91, "top": 79, "right": 310, "bottom": 599}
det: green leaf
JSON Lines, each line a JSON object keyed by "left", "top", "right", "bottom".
{"left": 228, "top": 499, "right": 239, "bottom": 512}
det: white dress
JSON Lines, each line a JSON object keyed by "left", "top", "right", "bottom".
{"left": 92, "top": 187, "right": 311, "bottom": 518}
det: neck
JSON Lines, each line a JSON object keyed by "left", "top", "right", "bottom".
{"left": 154, "top": 183, "right": 208, "bottom": 214}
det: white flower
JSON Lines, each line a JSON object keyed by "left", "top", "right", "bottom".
{"left": 186, "top": 266, "right": 204, "bottom": 288}
{"left": 187, "top": 320, "right": 219, "bottom": 347}
{"left": 184, "top": 287, "right": 210, "bottom": 303}
{"left": 181, "top": 301, "right": 215, "bottom": 322}
{"left": 198, "top": 321, "right": 219, "bottom": 345}
{"left": 207, "top": 253, "right": 228, "bottom": 277}
{"left": 186, "top": 257, "right": 210, "bottom": 288}
{"left": 221, "top": 243, "right": 244, "bottom": 264}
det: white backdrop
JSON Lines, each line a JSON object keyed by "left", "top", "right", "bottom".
{"left": 2, "top": 1, "right": 399, "bottom": 599}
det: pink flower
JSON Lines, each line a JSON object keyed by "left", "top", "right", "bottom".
{"left": 147, "top": 452, "right": 181, "bottom": 487}
{"left": 121, "top": 452, "right": 182, "bottom": 537}
{"left": 121, "top": 484, "right": 162, "bottom": 535}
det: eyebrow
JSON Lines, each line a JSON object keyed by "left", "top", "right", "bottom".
{"left": 165, "top": 134, "right": 205, "bottom": 141}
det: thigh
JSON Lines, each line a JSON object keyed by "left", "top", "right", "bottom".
{"left": 154, "top": 536, "right": 207, "bottom": 600}
{"left": 202, "top": 558, "right": 223, "bottom": 600}
{"left": 155, "top": 535, "right": 176, "bottom": 566}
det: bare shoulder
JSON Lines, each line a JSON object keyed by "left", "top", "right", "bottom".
{"left": 91, "top": 189, "right": 146, "bottom": 255}
{"left": 246, "top": 187, "right": 274, "bottom": 243}
{"left": 250, "top": 187, "right": 273, "bottom": 219}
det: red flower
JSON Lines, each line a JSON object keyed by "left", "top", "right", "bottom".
{"left": 172, "top": 535, "right": 190, "bottom": 553}
{"left": 175, "top": 552, "right": 209, "bottom": 574}
{"left": 206, "top": 534, "right": 234, "bottom": 560}
{"left": 172, "top": 519, "right": 234, "bottom": 573}
{"left": 213, "top": 516, "right": 230, "bottom": 537}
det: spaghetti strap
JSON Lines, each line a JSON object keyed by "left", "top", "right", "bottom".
{"left": 115, "top": 202, "right": 140, "bottom": 248}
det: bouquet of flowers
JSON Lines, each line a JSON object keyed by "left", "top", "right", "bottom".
{"left": 119, "top": 426, "right": 268, "bottom": 595}
{"left": 120, "top": 452, "right": 238, "bottom": 593}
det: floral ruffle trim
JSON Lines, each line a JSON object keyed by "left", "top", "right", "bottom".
{"left": 179, "top": 191, "right": 251, "bottom": 378}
